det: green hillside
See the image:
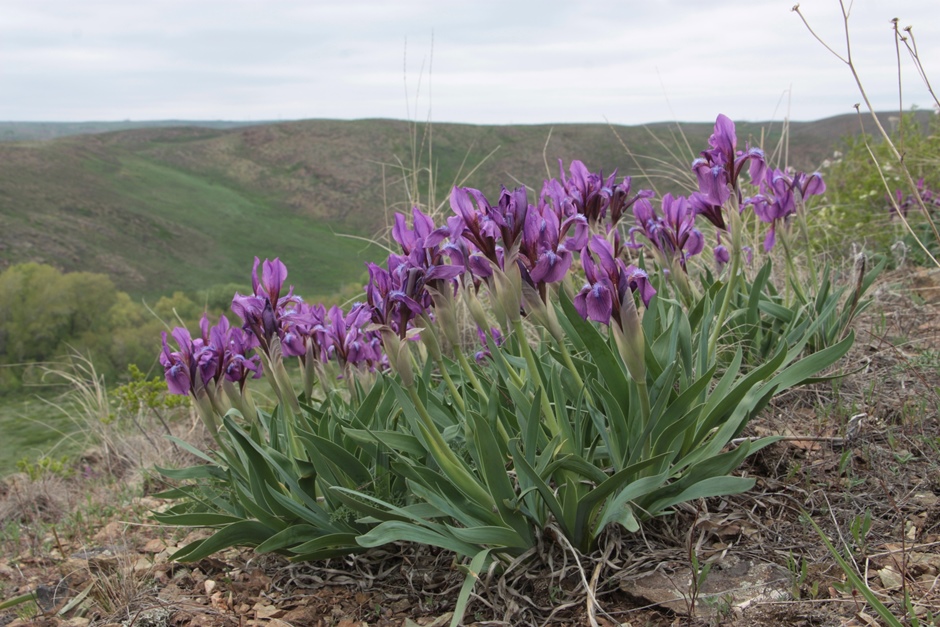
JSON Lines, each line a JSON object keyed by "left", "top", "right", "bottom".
{"left": 0, "top": 113, "right": 928, "bottom": 298}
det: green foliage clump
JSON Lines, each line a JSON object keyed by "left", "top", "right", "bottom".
{"left": 0, "top": 263, "right": 117, "bottom": 364}
{"left": 820, "top": 112, "right": 940, "bottom": 256}
{"left": 149, "top": 116, "right": 881, "bottom": 624}
{"left": 151, "top": 172, "right": 880, "bottom": 627}
{"left": 113, "top": 364, "right": 189, "bottom": 415}
{"left": 15, "top": 454, "right": 72, "bottom": 481}
{"left": 0, "top": 262, "right": 239, "bottom": 395}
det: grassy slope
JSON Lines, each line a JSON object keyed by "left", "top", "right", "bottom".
{"left": 0, "top": 119, "right": 266, "bottom": 142}
{"left": 4, "top": 112, "right": 925, "bottom": 300}
{"left": 0, "top": 394, "right": 83, "bottom": 473}
{"left": 0, "top": 127, "right": 389, "bottom": 299}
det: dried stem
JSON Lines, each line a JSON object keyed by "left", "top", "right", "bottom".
{"left": 793, "top": 2, "right": 940, "bottom": 266}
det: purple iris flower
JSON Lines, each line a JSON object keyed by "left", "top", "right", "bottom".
{"left": 747, "top": 168, "right": 817, "bottom": 251}
{"left": 231, "top": 257, "right": 301, "bottom": 352}
{"left": 714, "top": 244, "right": 730, "bottom": 269}
{"left": 474, "top": 326, "right": 505, "bottom": 362}
{"left": 693, "top": 114, "right": 766, "bottom": 206}
{"left": 252, "top": 257, "right": 288, "bottom": 307}
{"left": 193, "top": 314, "right": 222, "bottom": 386}
{"left": 558, "top": 159, "right": 610, "bottom": 223}
{"left": 160, "top": 314, "right": 263, "bottom": 396}
{"left": 540, "top": 178, "right": 579, "bottom": 219}
{"left": 392, "top": 206, "right": 436, "bottom": 255}
{"left": 689, "top": 190, "right": 728, "bottom": 231}
{"left": 231, "top": 292, "right": 276, "bottom": 350}
{"left": 365, "top": 258, "right": 423, "bottom": 337}
{"left": 796, "top": 171, "right": 826, "bottom": 198}
{"left": 627, "top": 194, "right": 704, "bottom": 271}
{"left": 201, "top": 314, "right": 262, "bottom": 387}
{"left": 490, "top": 186, "right": 530, "bottom": 253}
{"left": 221, "top": 325, "right": 263, "bottom": 387}
{"left": 366, "top": 233, "right": 463, "bottom": 339}
{"left": 574, "top": 236, "right": 655, "bottom": 327}
{"left": 518, "top": 199, "right": 588, "bottom": 294}
{"left": 320, "top": 303, "right": 383, "bottom": 368}
{"left": 277, "top": 301, "right": 325, "bottom": 359}
{"left": 449, "top": 186, "right": 502, "bottom": 270}
{"left": 661, "top": 194, "right": 705, "bottom": 267}
{"left": 608, "top": 177, "right": 656, "bottom": 227}
{"left": 691, "top": 162, "right": 732, "bottom": 210}
{"left": 160, "top": 327, "right": 197, "bottom": 395}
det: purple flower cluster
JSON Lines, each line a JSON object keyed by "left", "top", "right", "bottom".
{"left": 160, "top": 159, "right": 665, "bottom": 396}
{"left": 888, "top": 178, "right": 940, "bottom": 219}
{"left": 160, "top": 314, "right": 261, "bottom": 396}
{"left": 575, "top": 236, "right": 654, "bottom": 328}
{"left": 364, "top": 166, "right": 661, "bottom": 337}
{"left": 161, "top": 114, "right": 830, "bottom": 396}
{"left": 623, "top": 115, "right": 827, "bottom": 264}
{"left": 628, "top": 194, "right": 704, "bottom": 270}
{"left": 367, "top": 207, "right": 464, "bottom": 339}
{"left": 746, "top": 168, "right": 826, "bottom": 251}
{"left": 162, "top": 257, "right": 385, "bottom": 396}
{"left": 549, "top": 160, "right": 653, "bottom": 227}
{"left": 228, "top": 258, "right": 384, "bottom": 369}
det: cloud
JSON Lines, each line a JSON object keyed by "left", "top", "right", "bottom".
{"left": 0, "top": 0, "right": 936, "bottom": 123}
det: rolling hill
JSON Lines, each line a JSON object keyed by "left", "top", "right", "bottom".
{"left": 0, "top": 112, "right": 929, "bottom": 299}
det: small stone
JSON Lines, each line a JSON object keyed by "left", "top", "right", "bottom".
{"left": 93, "top": 521, "right": 125, "bottom": 543}
{"left": 142, "top": 538, "right": 167, "bottom": 553}
{"left": 204, "top": 579, "right": 216, "bottom": 595}
{"left": 253, "top": 602, "right": 285, "bottom": 619}
{"left": 0, "top": 561, "right": 16, "bottom": 579}
{"left": 134, "top": 556, "right": 153, "bottom": 574}
{"left": 209, "top": 590, "right": 228, "bottom": 610}
{"left": 878, "top": 566, "right": 904, "bottom": 590}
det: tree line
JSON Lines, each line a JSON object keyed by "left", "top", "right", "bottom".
{"left": 0, "top": 262, "right": 239, "bottom": 395}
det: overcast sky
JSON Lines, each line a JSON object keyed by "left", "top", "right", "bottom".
{"left": 2, "top": 1, "right": 938, "bottom": 125}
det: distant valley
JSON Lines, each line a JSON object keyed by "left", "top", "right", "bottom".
{"left": 0, "top": 112, "right": 927, "bottom": 300}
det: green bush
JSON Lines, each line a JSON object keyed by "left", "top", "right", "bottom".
{"left": 820, "top": 112, "right": 940, "bottom": 257}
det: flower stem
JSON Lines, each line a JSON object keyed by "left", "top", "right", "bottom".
{"left": 439, "top": 356, "right": 466, "bottom": 413}
{"left": 636, "top": 379, "right": 651, "bottom": 452}
{"left": 780, "top": 228, "right": 809, "bottom": 307}
{"left": 454, "top": 345, "right": 489, "bottom": 403}
{"left": 513, "top": 318, "right": 559, "bottom": 436}
{"left": 404, "top": 383, "right": 494, "bottom": 508}
{"left": 795, "top": 199, "right": 820, "bottom": 293}
{"left": 708, "top": 200, "right": 742, "bottom": 360}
